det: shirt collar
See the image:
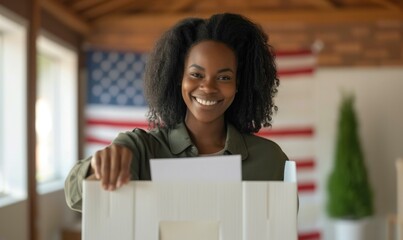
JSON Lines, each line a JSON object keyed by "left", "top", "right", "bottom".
{"left": 168, "top": 122, "right": 248, "bottom": 160}
{"left": 168, "top": 122, "right": 193, "bottom": 154}
{"left": 225, "top": 123, "right": 248, "bottom": 161}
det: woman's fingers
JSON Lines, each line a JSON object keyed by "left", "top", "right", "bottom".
{"left": 117, "top": 147, "right": 132, "bottom": 187}
{"left": 101, "top": 147, "right": 111, "bottom": 190}
{"left": 108, "top": 144, "right": 121, "bottom": 190}
{"left": 92, "top": 150, "right": 102, "bottom": 179}
{"left": 90, "top": 144, "right": 132, "bottom": 191}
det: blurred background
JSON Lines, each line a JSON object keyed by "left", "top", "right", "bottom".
{"left": 0, "top": 0, "right": 402, "bottom": 239}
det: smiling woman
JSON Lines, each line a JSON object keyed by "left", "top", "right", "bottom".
{"left": 65, "top": 13, "right": 289, "bottom": 212}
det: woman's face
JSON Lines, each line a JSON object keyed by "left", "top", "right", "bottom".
{"left": 182, "top": 40, "right": 237, "bottom": 126}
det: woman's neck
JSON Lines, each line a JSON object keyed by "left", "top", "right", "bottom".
{"left": 184, "top": 117, "right": 226, "bottom": 154}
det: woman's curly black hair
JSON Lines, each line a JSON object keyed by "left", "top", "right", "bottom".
{"left": 144, "top": 13, "right": 279, "bottom": 134}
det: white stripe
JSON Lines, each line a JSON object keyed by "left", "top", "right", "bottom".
{"left": 274, "top": 78, "right": 315, "bottom": 127}
{"left": 297, "top": 171, "right": 318, "bottom": 183}
{"left": 86, "top": 126, "right": 130, "bottom": 142}
{"left": 268, "top": 137, "right": 314, "bottom": 158}
{"left": 276, "top": 55, "right": 316, "bottom": 71}
{"left": 86, "top": 105, "right": 148, "bottom": 121}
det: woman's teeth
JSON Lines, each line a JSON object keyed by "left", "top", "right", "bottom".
{"left": 195, "top": 97, "right": 218, "bottom": 106}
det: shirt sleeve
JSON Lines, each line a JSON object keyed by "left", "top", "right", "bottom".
{"left": 64, "top": 130, "right": 146, "bottom": 212}
{"left": 64, "top": 156, "right": 92, "bottom": 212}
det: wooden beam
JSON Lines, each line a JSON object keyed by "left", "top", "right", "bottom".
{"left": 40, "top": 0, "right": 91, "bottom": 35}
{"left": 369, "top": 0, "right": 402, "bottom": 10}
{"left": 302, "top": 0, "right": 337, "bottom": 10}
{"left": 77, "top": 52, "right": 85, "bottom": 160}
{"left": 92, "top": 8, "right": 403, "bottom": 30}
{"left": 81, "top": 0, "right": 138, "bottom": 20}
{"left": 27, "top": 0, "right": 40, "bottom": 239}
{"left": 165, "top": 0, "right": 199, "bottom": 12}
{"left": 72, "top": 0, "right": 108, "bottom": 12}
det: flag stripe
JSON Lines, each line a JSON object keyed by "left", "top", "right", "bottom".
{"left": 87, "top": 118, "right": 148, "bottom": 129}
{"left": 276, "top": 50, "right": 313, "bottom": 57}
{"left": 257, "top": 127, "right": 314, "bottom": 137}
{"left": 298, "top": 231, "right": 321, "bottom": 240}
{"left": 86, "top": 137, "right": 111, "bottom": 145}
{"left": 298, "top": 182, "right": 316, "bottom": 192}
{"left": 295, "top": 159, "right": 316, "bottom": 170}
{"left": 278, "top": 68, "right": 315, "bottom": 77}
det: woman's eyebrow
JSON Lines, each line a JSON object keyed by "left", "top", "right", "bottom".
{"left": 217, "top": 68, "right": 234, "bottom": 73}
{"left": 188, "top": 64, "right": 234, "bottom": 73}
{"left": 188, "top": 64, "right": 204, "bottom": 71}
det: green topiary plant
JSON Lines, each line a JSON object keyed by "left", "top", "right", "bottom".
{"left": 327, "top": 93, "right": 374, "bottom": 219}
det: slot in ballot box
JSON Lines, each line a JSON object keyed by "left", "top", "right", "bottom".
{"left": 83, "top": 181, "right": 297, "bottom": 240}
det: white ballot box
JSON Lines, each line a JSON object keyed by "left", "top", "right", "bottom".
{"left": 83, "top": 181, "right": 297, "bottom": 240}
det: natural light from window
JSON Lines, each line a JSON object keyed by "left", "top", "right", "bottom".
{"left": 0, "top": 11, "right": 27, "bottom": 206}
{"left": 0, "top": 32, "right": 4, "bottom": 197}
{"left": 36, "top": 35, "right": 78, "bottom": 193}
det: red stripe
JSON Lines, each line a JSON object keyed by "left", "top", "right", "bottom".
{"left": 278, "top": 68, "right": 314, "bottom": 77}
{"left": 86, "top": 136, "right": 111, "bottom": 145}
{"left": 87, "top": 119, "right": 148, "bottom": 129}
{"left": 295, "top": 159, "right": 316, "bottom": 170}
{"left": 298, "top": 231, "right": 321, "bottom": 240}
{"left": 298, "top": 182, "right": 316, "bottom": 193}
{"left": 257, "top": 127, "right": 314, "bottom": 137}
{"left": 276, "top": 50, "right": 313, "bottom": 57}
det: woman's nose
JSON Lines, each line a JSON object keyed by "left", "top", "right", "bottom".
{"left": 200, "top": 77, "right": 218, "bottom": 93}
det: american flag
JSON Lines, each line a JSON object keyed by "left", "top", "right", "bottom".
{"left": 85, "top": 51, "right": 149, "bottom": 156}
{"left": 85, "top": 49, "right": 321, "bottom": 239}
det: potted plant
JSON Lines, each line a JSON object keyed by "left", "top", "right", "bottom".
{"left": 326, "top": 93, "right": 374, "bottom": 240}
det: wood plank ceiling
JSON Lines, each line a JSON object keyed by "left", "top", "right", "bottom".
{"left": 41, "top": 0, "right": 403, "bottom": 50}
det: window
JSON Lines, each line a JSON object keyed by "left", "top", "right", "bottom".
{"left": 0, "top": 10, "right": 27, "bottom": 206}
{"left": 36, "top": 35, "right": 78, "bottom": 193}
{"left": 0, "top": 32, "right": 4, "bottom": 197}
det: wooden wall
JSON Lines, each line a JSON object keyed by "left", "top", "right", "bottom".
{"left": 268, "top": 21, "right": 403, "bottom": 66}
{"left": 87, "top": 13, "right": 403, "bottom": 66}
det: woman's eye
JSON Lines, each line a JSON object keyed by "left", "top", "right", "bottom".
{"left": 218, "top": 75, "right": 231, "bottom": 81}
{"left": 190, "top": 72, "right": 203, "bottom": 78}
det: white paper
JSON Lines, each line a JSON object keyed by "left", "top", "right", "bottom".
{"left": 150, "top": 155, "right": 241, "bottom": 182}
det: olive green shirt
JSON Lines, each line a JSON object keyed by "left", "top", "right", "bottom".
{"left": 65, "top": 122, "right": 288, "bottom": 212}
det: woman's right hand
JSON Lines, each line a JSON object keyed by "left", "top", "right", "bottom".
{"left": 89, "top": 144, "right": 133, "bottom": 191}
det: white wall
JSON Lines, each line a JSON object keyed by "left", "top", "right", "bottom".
{"left": 312, "top": 67, "right": 403, "bottom": 240}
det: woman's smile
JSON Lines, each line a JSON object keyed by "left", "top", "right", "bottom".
{"left": 193, "top": 96, "right": 222, "bottom": 106}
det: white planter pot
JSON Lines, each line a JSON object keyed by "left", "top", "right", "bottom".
{"left": 334, "top": 219, "right": 369, "bottom": 240}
